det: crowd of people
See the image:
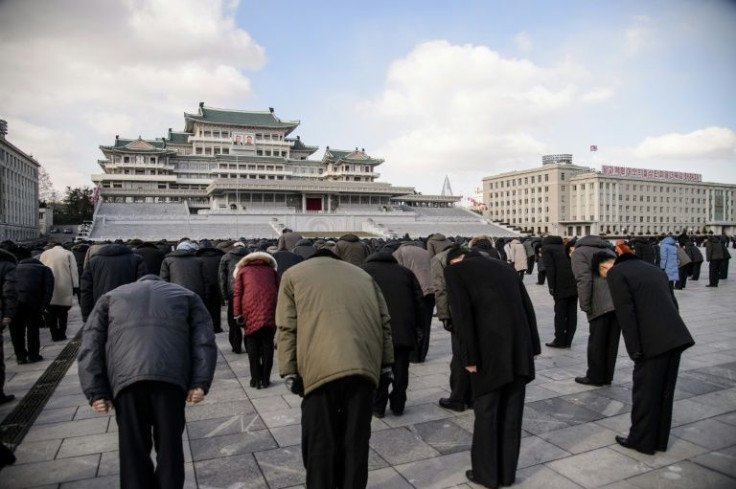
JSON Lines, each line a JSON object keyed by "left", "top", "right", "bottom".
{"left": 0, "top": 228, "right": 732, "bottom": 488}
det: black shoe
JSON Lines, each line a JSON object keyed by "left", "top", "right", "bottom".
{"left": 372, "top": 410, "right": 385, "bottom": 419}
{"left": 545, "top": 342, "right": 567, "bottom": 349}
{"left": 232, "top": 347, "right": 243, "bottom": 354}
{"left": 615, "top": 435, "right": 655, "bottom": 455}
{"left": 439, "top": 398, "right": 466, "bottom": 412}
{"left": 249, "top": 378, "right": 257, "bottom": 388}
{"left": 17, "top": 358, "right": 28, "bottom": 365}
{"left": 261, "top": 380, "right": 270, "bottom": 389}
{"left": 28, "top": 355, "right": 43, "bottom": 363}
{"left": 575, "top": 376, "right": 605, "bottom": 386}
{"left": 0, "top": 394, "right": 15, "bottom": 405}
{"left": 466, "top": 470, "right": 497, "bottom": 488}
{"left": 214, "top": 328, "right": 224, "bottom": 334}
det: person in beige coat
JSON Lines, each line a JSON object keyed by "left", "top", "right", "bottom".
{"left": 509, "top": 239, "right": 528, "bottom": 280}
{"left": 393, "top": 240, "right": 434, "bottom": 362}
{"left": 277, "top": 249, "right": 394, "bottom": 488}
{"left": 39, "top": 244, "right": 79, "bottom": 341}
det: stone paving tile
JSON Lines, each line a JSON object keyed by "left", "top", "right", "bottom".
{"left": 714, "top": 411, "right": 736, "bottom": 427}
{"left": 609, "top": 435, "right": 708, "bottom": 468}
{"left": 59, "top": 474, "right": 120, "bottom": 488}
{"left": 269, "top": 424, "right": 302, "bottom": 448}
{"left": 411, "top": 419, "right": 472, "bottom": 455}
{"left": 257, "top": 405, "right": 301, "bottom": 429}
{"left": 671, "top": 418, "right": 736, "bottom": 450}
{"left": 524, "top": 384, "right": 561, "bottom": 403}
{"left": 250, "top": 394, "right": 292, "bottom": 413}
{"left": 253, "top": 446, "right": 305, "bottom": 488}
{"left": 670, "top": 398, "right": 733, "bottom": 427}
{"left": 559, "top": 391, "right": 631, "bottom": 417}
{"left": 195, "top": 453, "right": 269, "bottom": 488}
{"left": 522, "top": 406, "right": 572, "bottom": 435}
{"left": 370, "top": 427, "right": 440, "bottom": 465}
{"left": 513, "top": 465, "right": 584, "bottom": 488}
{"left": 12, "top": 439, "right": 62, "bottom": 464}
{"left": 538, "top": 422, "right": 619, "bottom": 454}
{"left": 541, "top": 379, "right": 602, "bottom": 396}
{"left": 517, "top": 435, "right": 570, "bottom": 469}
{"left": 34, "top": 406, "right": 78, "bottom": 425}
{"left": 624, "top": 461, "right": 736, "bottom": 489}
{"left": 184, "top": 398, "right": 256, "bottom": 422}
{"left": 56, "top": 431, "right": 119, "bottom": 458}
{"left": 186, "top": 413, "right": 267, "bottom": 440}
{"left": 189, "top": 430, "right": 278, "bottom": 461}
{"left": 366, "top": 467, "right": 414, "bottom": 488}
{"left": 24, "top": 417, "right": 109, "bottom": 443}
{"left": 527, "top": 397, "right": 604, "bottom": 426}
{"left": 382, "top": 402, "right": 454, "bottom": 428}
{"left": 0, "top": 454, "right": 100, "bottom": 489}
{"left": 691, "top": 445, "right": 736, "bottom": 479}
{"left": 393, "top": 451, "right": 472, "bottom": 489}
{"left": 545, "top": 447, "right": 649, "bottom": 488}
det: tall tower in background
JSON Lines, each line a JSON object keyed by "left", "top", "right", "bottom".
{"left": 441, "top": 175, "right": 453, "bottom": 196}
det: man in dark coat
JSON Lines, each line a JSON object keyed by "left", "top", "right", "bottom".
{"left": 196, "top": 242, "right": 225, "bottom": 333}
{"left": 719, "top": 234, "right": 731, "bottom": 280}
{"left": 292, "top": 238, "right": 317, "bottom": 260}
{"left": 271, "top": 248, "right": 304, "bottom": 279}
{"left": 362, "top": 252, "right": 423, "bottom": 417}
{"left": 604, "top": 253, "right": 695, "bottom": 455}
{"left": 218, "top": 242, "right": 249, "bottom": 353}
{"left": 78, "top": 275, "right": 217, "bottom": 489}
{"left": 542, "top": 235, "right": 578, "bottom": 348}
{"left": 445, "top": 250, "right": 541, "bottom": 488}
{"left": 571, "top": 235, "right": 620, "bottom": 386}
{"left": 0, "top": 248, "right": 18, "bottom": 404}
{"left": 11, "top": 257, "right": 54, "bottom": 364}
{"left": 160, "top": 241, "right": 209, "bottom": 305}
{"left": 704, "top": 235, "right": 724, "bottom": 287}
{"left": 80, "top": 244, "right": 146, "bottom": 321}
{"left": 132, "top": 241, "right": 166, "bottom": 276}
{"left": 685, "top": 240, "right": 704, "bottom": 280}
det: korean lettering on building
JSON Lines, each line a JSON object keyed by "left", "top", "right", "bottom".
{"left": 602, "top": 165, "right": 702, "bottom": 182}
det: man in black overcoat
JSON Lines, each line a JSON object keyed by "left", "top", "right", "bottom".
{"left": 542, "top": 235, "right": 578, "bottom": 348}
{"left": 445, "top": 250, "right": 541, "bottom": 488}
{"left": 604, "top": 252, "right": 694, "bottom": 455}
{"left": 362, "top": 252, "right": 424, "bottom": 417}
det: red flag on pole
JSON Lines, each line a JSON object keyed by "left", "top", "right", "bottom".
{"left": 590, "top": 145, "right": 598, "bottom": 151}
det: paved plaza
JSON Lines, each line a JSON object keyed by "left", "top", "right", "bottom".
{"left": 1, "top": 258, "right": 735, "bottom": 488}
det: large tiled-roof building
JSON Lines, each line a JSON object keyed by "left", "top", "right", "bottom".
{"left": 0, "top": 120, "right": 40, "bottom": 241}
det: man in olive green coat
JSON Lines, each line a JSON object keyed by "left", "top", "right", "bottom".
{"left": 277, "top": 249, "right": 394, "bottom": 488}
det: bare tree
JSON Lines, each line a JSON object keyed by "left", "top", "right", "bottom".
{"left": 38, "top": 165, "right": 59, "bottom": 204}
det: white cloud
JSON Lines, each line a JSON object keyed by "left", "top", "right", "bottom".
{"left": 634, "top": 127, "right": 736, "bottom": 159}
{"left": 514, "top": 31, "right": 533, "bottom": 52}
{"left": 358, "top": 40, "right": 610, "bottom": 187}
{"left": 625, "top": 15, "right": 655, "bottom": 55}
{"left": 582, "top": 87, "right": 615, "bottom": 104}
{"left": 0, "top": 0, "right": 264, "bottom": 192}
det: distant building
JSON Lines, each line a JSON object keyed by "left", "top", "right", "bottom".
{"left": 92, "top": 103, "right": 459, "bottom": 213}
{"left": 0, "top": 120, "right": 40, "bottom": 241}
{"left": 482, "top": 155, "right": 736, "bottom": 237}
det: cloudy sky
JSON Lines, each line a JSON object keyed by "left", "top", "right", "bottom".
{"left": 1, "top": 0, "right": 735, "bottom": 198}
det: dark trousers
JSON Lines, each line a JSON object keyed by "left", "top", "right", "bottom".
{"left": 226, "top": 295, "right": 244, "bottom": 353}
{"left": 553, "top": 296, "right": 578, "bottom": 347}
{"left": 301, "top": 376, "right": 373, "bottom": 489}
{"left": 114, "top": 381, "right": 187, "bottom": 489}
{"left": 245, "top": 327, "right": 275, "bottom": 386}
{"left": 205, "top": 287, "right": 222, "bottom": 332}
{"left": 708, "top": 260, "right": 722, "bottom": 286}
{"left": 471, "top": 378, "right": 526, "bottom": 488}
{"left": 10, "top": 304, "right": 42, "bottom": 361}
{"left": 628, "top": 351, "right": 681, "bottom": 453}
{"left": 412, "top": 294, "right": 435, "bottom": 363}
{"left": 720, "top": 258, "right": 730, "bottom": 279}
{"left": 526, "top": 256, "right": 535, "bottom": 275}
{"left": 374, "top": 347, "right": 411, "bottom": 415}
{"left": 448, "top": 333, "right": 472, "bottom": 405}
{"left": 537, "top": 270, "right": 546, "bottom": 285}
{"left": 518, "top": 270, "right": 525, "bottom": 281}
{"left": 690, "top": 261, "right": 702, "bottom": 280}
{"left": 45, "top": 305, "right": 70, "bottom": 341}
{"left": 676, "top": 264, "right": 690, "bottom": 289}
{"left": 586, "top": 312, "right": 620, "bottom": 384}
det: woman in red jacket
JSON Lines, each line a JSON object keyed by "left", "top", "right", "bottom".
{"left": 233, "top": 252, "right": 279, "bottom": 389}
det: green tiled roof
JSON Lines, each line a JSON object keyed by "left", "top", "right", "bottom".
{"left": 166, "top": 131, "right": 191, "bottom": 144}
{"left": 100, "top": 137, "right": 174, "bottom": 153}
{"left": 184, "top": 106, "right": 299, "bottom": 131}
{"left": 324, "top": 148, "right": 384, "bottom": 165}
{"left": 287, "top": 137, "right": 319, "bottom": 151}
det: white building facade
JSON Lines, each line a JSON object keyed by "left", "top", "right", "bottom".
{"left": 0, "top": 120, "right": 40, "bottom": 241}
{"left": 482, "top": 155, "right": 736, "bottom": 237}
